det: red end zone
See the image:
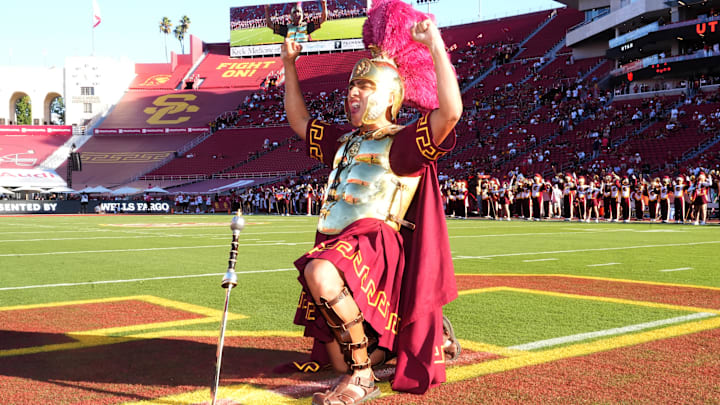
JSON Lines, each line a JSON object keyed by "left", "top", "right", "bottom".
{"left": 0, "top": 277, "right": 717, "bottom": 404}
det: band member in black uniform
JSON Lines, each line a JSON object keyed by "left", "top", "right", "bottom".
{"left": 631, "top": 182, "right": 645, "bottom": 221}
{"left": 619, "top": 176, "right": 632, "bottom": 223}
{"left": 647, "top": 177, "right": 661, "bottom": 221}
{"left": 602, "top": 175, "right": 613, "bottom": 221}
{"left": 530, "top": 174, "right": 545, "bottom": 221}
{"left": 562, "top": 173, "right": 576, "bottom": 221}
{"left": 659, "top": 176, "right": 671, "bottom": 223}
{"left": 673, "top": 175, "right": 688, "bottom": 224}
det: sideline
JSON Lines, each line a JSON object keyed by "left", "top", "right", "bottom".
{"left": 0, "top": 241, "right": 311, "bottom": 258}
{"left": 0, "top": 268, "right": 296, "bottom": 291}
{"left": 454, "top": 240, "right": 720, "bottom": 259}
{"left": 509, "top": 312, "right": 717, "bottom": 350}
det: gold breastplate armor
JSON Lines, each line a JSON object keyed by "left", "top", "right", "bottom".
{"left": 318, "top": 126, "right": 421, "bottom": 235}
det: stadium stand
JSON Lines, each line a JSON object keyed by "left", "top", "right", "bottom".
{"left": 516, "top": 8, "right": 583, "bottom": 59}
{"left": 296, "top": 50, "right": 370, "bottom": 92}
{"left": 0, "top": 129, "right": 72, "bottom": 169}
{"left": 49, "top": 4, "right": 720, "bottom": 198}
{"left": 146, "top": 127, "right": 296, "bottom": 177}
{"left": 59, "top": 134, "right": 199, "bottom": 187}
{"left": 96, "top": 89, "right": 242, "bottom": 131}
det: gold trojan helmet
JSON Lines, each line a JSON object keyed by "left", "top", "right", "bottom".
{"left": 346, "top": 46, "right": 405, "bottom": 126}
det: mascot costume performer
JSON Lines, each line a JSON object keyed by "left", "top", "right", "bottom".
{"left": 280, "top": 0, "right": 462, "bottom": 403}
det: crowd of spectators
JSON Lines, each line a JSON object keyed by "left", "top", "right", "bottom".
{"left": 216, "top": 177, "right": 327, "bottom": 216}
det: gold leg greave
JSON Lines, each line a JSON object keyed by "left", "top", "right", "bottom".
{"left": 316, "top": 287, "right": 370, "bottom": 369}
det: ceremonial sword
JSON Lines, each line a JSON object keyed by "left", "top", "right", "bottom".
{"left": 211, "top": 211, "right": 244, "bottom": 405}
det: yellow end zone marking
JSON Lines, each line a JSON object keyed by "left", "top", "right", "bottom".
{"left": 120, "top": 384, "right": 299, "bottom": 405}
{"left": 120, "top": 379, "right": 395, "bottom": 405}
{"left": 458, "top": 339, "right": 526, "bottom": 357}
{"left": 0, "top": 335, "right": 134, "bottom": 358}
{"left": 0, "top": 295, "right": 246, "bottom": 357}
{"left": 6, "top": 276, "right": 720, "bottom": 403}
{"left": 449, "top": 283, "right": 720, "bottom": 389}
{"left": 446, "top": 316, "right": 720, "bottom": 383}
{"left": 125, "top": 329, "right": 304, "bottom": 339}
{"left": 122, "top": 284, "right": 720, "bottom": 404}
{"left": 459, "top": 286, "right": 720, "bottom": 315}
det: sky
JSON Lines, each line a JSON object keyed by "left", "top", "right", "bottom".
{"left": 0, "top": 0, "right": 564, "bottom": 68}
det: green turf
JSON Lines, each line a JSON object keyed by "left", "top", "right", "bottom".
{"left": 230, "top": 18, "right": 365, "bottom": 46}
{"left": 445, "top": 290, "right": 693, "bottom": 348}
{"left": 1, "top": 215, "right": 718, "bottom": 346}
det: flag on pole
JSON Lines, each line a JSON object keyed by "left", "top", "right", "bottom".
{"left": 92, "top": 0, "right": 102, "bottom": 28}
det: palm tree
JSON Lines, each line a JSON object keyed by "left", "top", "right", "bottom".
{"left": 174, "top": 25, "right": 185, "bottom": 54}
{"left": 177, "top": 15, "right": 191, "bottom": 54}
{"left": 159, "top": 17, "right": 172, "bottom": 62}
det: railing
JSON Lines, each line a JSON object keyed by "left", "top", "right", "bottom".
{"left": 138, "top": 171, "right": 296, "bottom": 182}
{"left": 212, "top": 171, "right": 295, "bottom": 179}
{"left": 140, "top": 174, "right": 209, "bottom": 181}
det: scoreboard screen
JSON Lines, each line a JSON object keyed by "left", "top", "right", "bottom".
{"left": 229, "top": 1, "right": 368, "bottom": 57}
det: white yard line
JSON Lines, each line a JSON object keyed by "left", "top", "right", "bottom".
{"left": 0, "top": 268, "right": 297, "bottom": 291}
{"left": 508, "top": 312, "right": 716, "bottom": 351}
{"left": 0, "top": 241, "right": 312, "bottom": 257}
{"left": 0, "top": 229, "right": 112, "bottom": 235}
{"left": 587, "top": 262, "right": 621, "bottom": 267}
{"left": 659, "top": 267, "right": 694, "bottom": 272}
{"left": 450, "top": 229, "right": 631, "bottom": 239}
{"left": 522, "top": 258, "right": 558, "bottom": 263}
{"left": 454, "top": 240, "right": 720, "bottom": 260}
{"left": 0, "top": 235, "right": 188, "bottom": 243}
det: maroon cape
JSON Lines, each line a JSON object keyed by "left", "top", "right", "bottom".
{"left": 295, "top": 114, "right": 457, "bottom": 394}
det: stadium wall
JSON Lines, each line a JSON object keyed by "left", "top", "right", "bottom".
{"left": 64, "top": 56, "right": 135, "bottom": 127}
{"left": 0, "top": 66, "right": 63, "bottom": 125}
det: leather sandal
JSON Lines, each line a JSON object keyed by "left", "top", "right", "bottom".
{"left": 312, "top": 374, "right": 381, "bottom": 405}
{"left": 442, "top": 315, "right": 462, "bottom": 361}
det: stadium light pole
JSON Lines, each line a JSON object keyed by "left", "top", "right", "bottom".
{"left": 416, "top": 0, "right": 440, "bottom": 13}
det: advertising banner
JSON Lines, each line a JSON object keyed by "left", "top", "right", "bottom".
{"left": 230, "top": 37, "right": 365, "bottom": 57}
{"left": 0, "top": 169, "right": 66, "bottom": 188}
{"left": 0, "top": 200, "right": 173, "bottom": 215}
{"left": 93, "top": 127, "right": 209, "bottom": 135}
{"left": 0, "top": 125, "right": 73, "bottom": 135}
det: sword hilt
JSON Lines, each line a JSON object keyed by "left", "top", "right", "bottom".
{"left": 222, "top": 210, "right": 245, "bottom": 289}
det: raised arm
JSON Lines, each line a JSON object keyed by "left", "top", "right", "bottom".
{"left": 319, "top": 0, "right": 328, "bottom": 24}
{"left": 410, "top": 19, "right": 462, "bottom": 146}
{"left": 281, "top": 39, "right": 311, "bottom": 140}
{"left": 264, "top": 4, "right": 275, "bottom": 31}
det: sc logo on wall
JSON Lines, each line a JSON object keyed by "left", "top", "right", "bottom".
{"left": 143, "top": 94, "right": 200, "bottom": 124}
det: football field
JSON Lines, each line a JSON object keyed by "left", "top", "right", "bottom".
{"left": 1, "top": 214, "right": 718, "bottom": 404}
{"left": 230, "top": 18, "right": 366, "bottom": 47}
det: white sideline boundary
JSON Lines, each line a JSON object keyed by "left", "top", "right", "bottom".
{"left": 454, "top": 240, "right": 720, "bottom": 259}
{"left": 0, "top": 268, "right": 297, "bottom": 291}
{"left": 659, "top": 267, "right": 693, "bottom": 272}
{"left": 0, "top": 241, "right": 312, "bottom": 257}
{"left": 509, "top": 312, "right": 717, "bottom": 351}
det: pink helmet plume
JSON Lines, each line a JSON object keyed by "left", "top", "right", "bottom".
{"left": 362, "top": 0, "right": 445, "bottom": 112}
